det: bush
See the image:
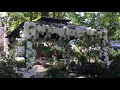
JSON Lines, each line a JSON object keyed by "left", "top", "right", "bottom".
{"left": 107, "top": 50, "right": 120, "bottom": 77}
{"left": 46, "top": 63, "right": 66, "bottom": 78}
{"left": 109, "top": 55, "right": 120, "bottom": 77}
{"left": 0, "top": 50, "right": 19, "bottom": 78}
{"left": 109, "top": 50, "right": 120, "bottom": 61}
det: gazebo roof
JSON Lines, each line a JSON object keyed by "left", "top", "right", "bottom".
{"left": 6, "top": 17, "right": 79, "bottom": 38}
{"left": 37, "top": 16, "right": 71, "bottom": 25}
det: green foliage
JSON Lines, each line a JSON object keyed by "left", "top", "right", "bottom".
{"left": 109, "top": 50, "right": 120, "bottom": 61}
{"left": 109, "top": 58, "right": 120, "bottom": 77}
{"left": 2, "top": 12, "right": 67, "bottom": 34}
{"left": 46, "top": 62, "right": 66, "bottom": 78}
{"left": 5, "top": 12, "right": 40, "bottom": 34}
{"left": 108, "top": 50, "right": 120, "bottom": 77}
{"left": 47, "top": 67, "right": 65, "bottom": 78}
{"left": 67, "top": 12, "right": 120, "bottom": 40}
{"left": 16, "top": 60, "right": 26, "bottom": 68}
{"left": 0, "top": 50, "right": 19, "bottom": 78}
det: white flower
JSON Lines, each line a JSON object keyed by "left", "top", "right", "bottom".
{"left": 103, "top": 47, "right": 108, "bottom": 51}
{"left": 86, "top": 28, "right": 96, "bottom": 35}
{"left": 32, "top": 49, "right": 36, "bottom": 56}
{"left": 29, "top": 58, "right": 34, "bottom": 63}
{"left": 30, "top": 22, "right": 36, "bottom": 28}
{"left": 98, "top": 31, "right": 102, "bottom": 39}
{"left": 41, "top": 24, "right": 46, "bottom": 33}
{"left": 26, "top": 49, "right": 32, "bottom": 58}
{"left": 22, "top": 31, "right": 32, "bottom": 39}
{"left": 36, "top": 25, "right": 41, "bottom": 32}
{"left": 27, "top": 41, "right": 32, "bottom": 49}
{"left": 103, "top": 35, "right": 107, "bottom": 41}
{"left": 106, "top": 60, "right": 112, "bottom": 68}
{"left": 33, "top": 35, "right": 37, "bottom": 40}
{"left": 104, "top": 51, "right": 108, "bottom": 56}
{"left": 16, "top": 46, "right": 25, "bottom": 56}
{"left": 13, "top": 67, "right": 17, "bottom": 71}
{"left": 24, "top": 22, "right": 30, "bottom": 30}
{"left": 30, "top": 28, "right": 36, "bottom": 36}
{"left": 99, "top": 51, "right": 103, "bottom": 58}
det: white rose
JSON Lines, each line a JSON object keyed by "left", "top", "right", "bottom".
{"left": 22, "top": 31, "right": 32, "bottom": 39}
{"left": 24, "top": 22, "right": 30, "bottom": 30}
{"left": 87, "top": 28, "right": 96, "bottom": 36}
{"left": 30, "top": 28, "right": 36, "bottom": 36}
{"left": 104, "top": 52, "right": 108, "bottom": 56}
{"left": 41, "top": 24, "right": 46, "bottom": 33}
{"left": 37, "top": 25, "right": 42, "bottom": 33}
{"left": 30, "top": 22, "right": 36, "bottom": 28}
{"left": 16, "top": 46, "right": 25, "bottom": 56}
{"left": 26, "top": 41, "right": 32, "bottom": 49}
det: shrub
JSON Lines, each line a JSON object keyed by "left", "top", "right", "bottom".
{"left": 46, "top": 63, "right": 66, "bottom": 78}
{"left": 0, "top": 50, "right": 20, "bottom": 78}
{"left": 16, "top": 60, "right": 26, "bottom": 68}
{"left": 107, "top": 50, "right": 120, "bottom": 77}
{"left": 109, "top": 55, "right": 120, "bottom": 77}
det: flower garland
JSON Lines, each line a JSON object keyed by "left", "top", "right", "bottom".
{"left": 15, "top": 22, "right": 110, "bottom": 78}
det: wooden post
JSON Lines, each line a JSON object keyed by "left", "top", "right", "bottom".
{"left": 29, "top": 12, "right": 32, "bottom": 21}
{"left": 41, "top": 12, "right": 49, "bottom": 17}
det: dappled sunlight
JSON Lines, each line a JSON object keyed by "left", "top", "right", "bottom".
{"left": 1, "top": 12, "right": 120, "bottom": 78}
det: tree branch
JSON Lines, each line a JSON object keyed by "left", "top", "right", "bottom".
{"left": 61, "top": 12, "right": 66, "bottom": 19}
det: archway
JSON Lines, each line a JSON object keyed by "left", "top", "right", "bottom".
{"left": 14, "top": 21, "right": 109, "bottom": 78}
{"left": 7, "top": 17, "right": 109, "bottom": 78}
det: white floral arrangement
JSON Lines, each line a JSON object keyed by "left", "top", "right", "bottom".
{"left": 15, "top": 22, "right": 110, "bottom": 78}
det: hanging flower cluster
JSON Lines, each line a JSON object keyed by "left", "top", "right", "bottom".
{"left": 15, "top": 22, "right": 110, "bottom": 78}
{"left": 23, "top": 22, "right": 37, "bottom": 69}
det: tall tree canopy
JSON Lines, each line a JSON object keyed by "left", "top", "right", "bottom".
{"left": 1, "top": 12, "right": 120, "bottom": 40}
{"left": 2, "top": 12, "right": 67, "bottom": 34}
{"left": 66, "top": 12, "right": 120, "bottom": 40}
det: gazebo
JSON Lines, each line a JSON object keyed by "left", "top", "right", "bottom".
{"left": 6, "top": 16, "right": 109, "bottom": 78}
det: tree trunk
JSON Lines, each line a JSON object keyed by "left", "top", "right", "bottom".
{"left": 29, "top": 12, "right": 32, "bottom": 21}
{"left": 53, "top": 12, "right": 56, "bottom": 18}
{"left": 41, "top": 12, "right": 49, "bottom": 17}
{"left": 61, "top": 12, "right": 66, "bottom": 19}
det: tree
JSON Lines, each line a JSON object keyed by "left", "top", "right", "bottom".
{"left": 41, "top": 12, "right": 49, "bottom": 17}
{"left": 2, "top": 12, "right": 67, "bottom": 34}
{"left": 66, "top": 12, "right": 120, "bottom": 40}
